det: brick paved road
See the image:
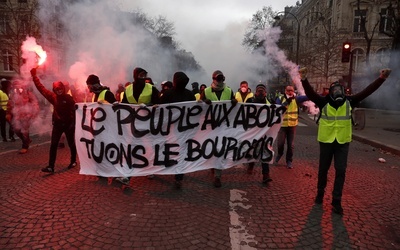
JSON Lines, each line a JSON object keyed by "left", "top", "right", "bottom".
{"left": 0, "top": 124, "right": 399, "bottom": 249}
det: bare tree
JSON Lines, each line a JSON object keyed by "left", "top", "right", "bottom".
{"left": 242, "top": 6, "right": 277, "bottom": 51}
{"left": 381, "top": 1, "right": 400, "bottom": 67}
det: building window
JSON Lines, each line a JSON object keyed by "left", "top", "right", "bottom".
{"left": 376, "top": 48, "right": 390, "bottom": 66}
{"left": 2, "top": 50, "right": 13, "bottom": 71}
{"left": 20, "top": 16, "right": 30, "bottom": 35}
{"left": 353, "top": 10, "right": 367, "bottom": 33}
{"left": 352, "top": 48, "right": 364, "bottom": 72}
{"left": 0, "top": 14, "right": 10, "bottom": 34}
{"left": 379, "top": 8, "right": 392, "bottom": 33}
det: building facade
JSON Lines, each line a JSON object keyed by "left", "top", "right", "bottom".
{"left": 275, "top": 0, "right": 394, "bottom": 93}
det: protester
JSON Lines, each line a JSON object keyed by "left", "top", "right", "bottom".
{"left": 245, "top": 84, "right": 273, "bottom": 183}
{"left": 200, "top": 70, "right": 237, "bottom": 188}
{"left": 159, "top": 81, "right": 173, "bottom": 98}
{"left": 115, "top": 83, "right": 125, "bottom": 102}
{"left": 160, "top": 72, "right": 196, "bottom": 189}
{"left": 195, "top": 84, "right": 207, "bottom": 101}
{"left": 1, "top": 79, "right": 15, "bottom": 141}
{"left": 86, "top": 74, "right": 117, "bottom": 104}
{"left": 274, "top": 85, "right": 308, "bottom": 169}
{"left": 299, "top": 67, "right": 391, "bottom": 215}
{"left": 117, "top": 67, "right": 160, "bottom": 185}
{"left": 235, "top": 81, "right": 254, "bottom": 103}
{"left": 0, "top": 80, "right": 9, "bottom": 142}
{"left": 6, "top": 81, "right": 39, "bottom": 154}
{"left": 121, "top": 67, "right": 160, "bottom": 105}
{"left": 30, "top": 68, "right": 77, "bottom": 173}
{"left": 191, "top": 82, "right": 199, "bottom": 96}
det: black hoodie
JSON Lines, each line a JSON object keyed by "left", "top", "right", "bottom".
{"left": 160, "top": 72, "right": 196, "bottom": 104}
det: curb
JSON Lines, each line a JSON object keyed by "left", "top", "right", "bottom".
{"left": 299, "top": 114, "right": 400, "bottom": 156}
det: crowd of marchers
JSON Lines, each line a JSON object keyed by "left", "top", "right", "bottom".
{"left": 0, "top": 66, "right": 391, "bottom": 216}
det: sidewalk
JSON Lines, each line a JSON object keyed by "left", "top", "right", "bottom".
{"left": 300, "top": 108, "right": 400, "bottom": 156}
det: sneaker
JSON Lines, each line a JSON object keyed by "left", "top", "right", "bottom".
{"left": 67, "top": 162, "right": 77, "bottom": 169}
{"left": 41, "top": 166, "right": 54, "bottom": 173}
{"left": 174, "top": 180, "right": 182, "bottom": 190}
{"left": 331, "top": 199, "right": 344, "bottom": 215}
{"left": 275, "top": 155, "right": 282, "bottom": 163}
{"left": 214, "top": 177, "right": 222, "bottom": 188}
{"left": 262, "top": 174, "right": 272, "bottom": 183}
{"left": 19, "top": 148, "right": 28, "bottom": 154}
{"left": 116, "top": 177, "right": 130, "bottom": 185}
{"left": 286, "top": 161, "right": 293, "bottom": 169}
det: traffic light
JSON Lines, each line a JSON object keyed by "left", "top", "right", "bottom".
{"left": 341, "top": 42, "right": 352, "bottom": 63}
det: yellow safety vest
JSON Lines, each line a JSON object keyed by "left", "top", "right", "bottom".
{"left": 281, "top": 97, "right": 298, "bottom": 127}
{"left": 205, "top": 87, "right": 232, "bottom": 101}
{"left": 318, "top": 100, "right": 352, "bottom": 144}
{"left": 92, "top": 89, "right": 109, "bottom": 103}
{"left": 125, "top": 83, "right": 152, "bottom": 104}
{"left": 0, "top": 90, "right": 8, "bottom": 111}
{"left": 235, "top": 92, "right": 254, "bottom": 103}
{"left": 195, "top": 93, "right": 200, "bottom": 101}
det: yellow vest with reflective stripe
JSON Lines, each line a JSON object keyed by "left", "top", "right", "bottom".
{"left": 205, "top": 87, "right": 232, "bottom": 101}
{"left": 281, "top": 97, "right": 298, "bottom": 127}
{"left": 318, "top": 100, "right": 352, "bottom": 143}
{"left": 92, "top": 89, "right": 109, "bottom": 103}
{"left": 0, "top": 90, "right": 8, "bottom": 110}
{"left": 125, "top": 83, "right": 152, "bottom": 104}
{"left": 235, "top": 92, "right": 254, "bottom": 103}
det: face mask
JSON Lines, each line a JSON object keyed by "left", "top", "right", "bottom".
{"left": 329, "top": 84, "right": 345, "bottom": 103}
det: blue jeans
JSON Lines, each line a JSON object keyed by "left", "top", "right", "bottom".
{"left": 277, "top": 126, "right": 296, "bottom": 163}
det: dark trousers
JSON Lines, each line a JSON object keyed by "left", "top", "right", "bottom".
{"left": 261, "top": 163, "right": 270, "bottom": 174}
{"left": 49, "top": 122, "right": 77, "bottom": 167}
{"left": 0, "top": 109, "right": 6, "bottom": 140}
{"left": 175, "top": 174, "right": 184, "bottom": 181}
{"left": 317, "top": 140, "right": 349, "bottom": 201}
{"left": 277, "top": 126, "right": 296, "bottom": 162}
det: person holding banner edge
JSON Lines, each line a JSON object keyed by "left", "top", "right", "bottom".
{"left": 246, "top": 84, "right": 274, "bottom": 184}
{"left": 160, "top": 71, "right": 196, "bottom": 189}
{"left": 200, "top": 70, "right": 237, "bottom": 188}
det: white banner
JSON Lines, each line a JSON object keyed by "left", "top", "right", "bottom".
{"left": 75, "top": 101, "right": 285, "bottom": 177}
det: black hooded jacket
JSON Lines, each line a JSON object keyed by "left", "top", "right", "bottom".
{"left": 33, "top": 77, "right": 75, "bottom": 125}
{"left": 160, "top": 72, "right": 196, "bottom": 104}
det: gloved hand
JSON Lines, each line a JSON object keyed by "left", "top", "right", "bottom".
{"left": 204, "top": 99, "right": 212, "bottom": 105}
{"left": 112, "top": 101, "right": 119, "bottom": 106}
{"left": 30, "top": 68, "right": 37, "bottom": 77}
{"left": 299, "top": 67, "right": 308, "bottom": 80}
{"left": 380, "top": 68, "right": 391, "bottom": 79}
{"left": 231, "top": 99, "right": 238, "bottom": 106}
{"left": 139, "top": 103, "right": 147, "bottom": 108}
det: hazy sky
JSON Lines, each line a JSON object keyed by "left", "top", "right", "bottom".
{"left": 120, "top": 0, "right": 297, "bottom": 84}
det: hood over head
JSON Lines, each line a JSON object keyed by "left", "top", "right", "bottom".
{"left": 173, "top": 72, "right": 189, "bottom": 90}
{"left": 53, "top": 81, "right": 65, "bottom": 94}
{"left": 133, "top": 67, "right": 147, "bottom": 82}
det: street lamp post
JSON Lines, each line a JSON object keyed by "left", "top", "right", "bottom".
{"left": 274, "top": 11, "right": 324, "bottom": 65}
